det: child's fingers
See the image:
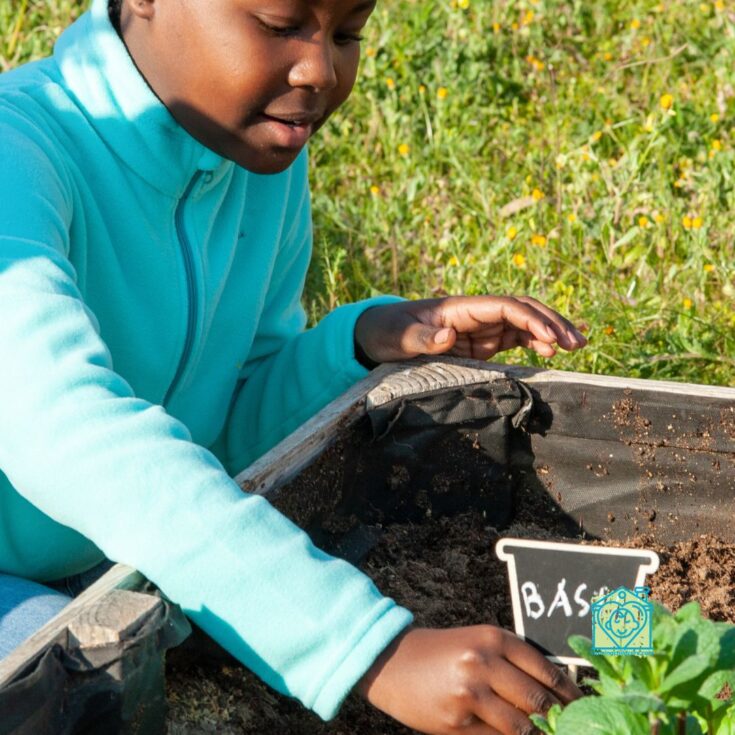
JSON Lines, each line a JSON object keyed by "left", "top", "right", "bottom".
{"left": 504, "top": 635, "right": 583, "bottom": 705}
{"left": 471, "top": 297, "right": 571, "bottom": 348}
{"left": 481, "top": 656, "right": 562, "bottom": 716}
{"left": 462, "top": 680, "right": 549, "bottom": 734}
{"left": 459, "top": 296, "right": 583, "bottom": 351}
{"left": 450, "top": 331, "right": 557, "bottom": 359}
{"left": 515, "top": 296, "right": 587, "bottom": 350}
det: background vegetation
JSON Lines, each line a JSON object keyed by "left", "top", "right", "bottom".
{"left": 2, "top": 0, "right": 734, "bottom": 385}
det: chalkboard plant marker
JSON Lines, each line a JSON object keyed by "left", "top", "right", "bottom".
{"left": 496, "top": 538, "right": 659, "bottom": 665}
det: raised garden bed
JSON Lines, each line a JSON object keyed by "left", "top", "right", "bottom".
{"left": 163, "top": 358, "right": 735, "bottom": 734}
{"left": 3, "top": 358, "right": 733, "bottom": 734}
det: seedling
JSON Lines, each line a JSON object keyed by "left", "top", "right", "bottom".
{"left": 531, "top": 602, "right": 735, "bottom": 734}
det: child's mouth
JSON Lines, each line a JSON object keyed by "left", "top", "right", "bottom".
{"left": 259, "top": 113, "right": 316, "bottom": 149}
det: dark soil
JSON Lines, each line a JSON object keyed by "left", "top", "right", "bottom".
{"left": 166, "top": 388, "right": 735, "bottom": 733}
{"left": 165, "top": 507, "right": 735, "bottom": 734}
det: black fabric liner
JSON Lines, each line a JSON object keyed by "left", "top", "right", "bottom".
{"left": 518, "top": 381, "right": 735, "bottom": 542}
{"left": 305, "top": 376, "right": 735, "bottom": 562}
{"left": 0, "top": 594, "right": 190, "bottom": 735}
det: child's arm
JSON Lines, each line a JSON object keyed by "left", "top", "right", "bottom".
{"left": 0, "top": 122, "right": 412, "bottom": 719}
{"left": 358, "top": 626, "right": 581, "bottom": 734}
{"left": 351, "top": 296, "right": 586, "bottom": 734}
{"left": 354, "top": 296, "right": 587, "bottom": 366}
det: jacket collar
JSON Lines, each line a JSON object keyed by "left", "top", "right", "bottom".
{"left": 53, "top": 0, "right": 230, "bottom": 197}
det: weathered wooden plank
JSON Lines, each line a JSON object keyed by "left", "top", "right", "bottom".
{"left": 368, "top": 357, "right": 735, "bottom": 405}
{"left": 0, "top": 564, "right": 143, "bottom": 688}
{"left": 67, "top": 589, "right": 160, "bottom": 650}
{"left": 365, "top": 359, "right": 509, "bottom": 409}
{"left": 234, "top": 363, "right": 396, "bottom": 496}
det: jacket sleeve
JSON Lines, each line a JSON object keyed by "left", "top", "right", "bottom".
{"left": 219, "top": 150, "right": 403, "bottom": 474}
{"left": 0, "top": 121, "right": 412, "bottom": 719}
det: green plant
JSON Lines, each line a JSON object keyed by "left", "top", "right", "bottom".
{"left": 531, "top": 602, "right": 735, "bottom": 734}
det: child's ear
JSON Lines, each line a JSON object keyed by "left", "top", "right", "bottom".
{"left": 126, "top": 0, "right": 156, "bottom": 21}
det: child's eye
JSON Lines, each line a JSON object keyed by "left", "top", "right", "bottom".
{"left": 257, "top": 18, "right": 299, "bottom": 38}
{"left": 335, "top": 32, "right": 364, "bottom": 46}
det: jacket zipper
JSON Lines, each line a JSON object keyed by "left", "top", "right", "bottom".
{"left": 164, "top": 171, "right": 203, "bottom": 405}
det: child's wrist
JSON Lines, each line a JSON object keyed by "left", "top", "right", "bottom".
{"left": 353, "top": 332, "right": 380, "bottom": 370}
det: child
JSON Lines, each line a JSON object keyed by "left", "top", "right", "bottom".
{"left": 0, "top": 0, "right": 586, "bottom": 732}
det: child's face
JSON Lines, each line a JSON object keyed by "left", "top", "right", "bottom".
{"left": 123, "top": 0, "right": 376, "bottom": 174}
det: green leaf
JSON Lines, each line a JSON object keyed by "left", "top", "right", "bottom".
{"left": 553, "top": 698, "right": 649, "bottom": 734}
{"left": 713, "top": 705, "right": 735, "bottom": 735}
{"left": 660, "top": 654, "right": 711, "bottom": 695}
{"left": 611, "top": 692, "right": 666, "bottom": 714}
{"left": 675, "top": 602, "right": 703, "bottom": 624}
{"left": 531, "top": 704, "right": 563, "bottom": 734}
{"left": 699, "top": 670, "right": 735, "bottom": 702}
{"left": 568, "top": 635, "right": 625, "bottom": 683}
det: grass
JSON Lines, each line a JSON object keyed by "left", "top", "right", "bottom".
{"left": 3, "top": 0, "right": 734, "bottom": 385}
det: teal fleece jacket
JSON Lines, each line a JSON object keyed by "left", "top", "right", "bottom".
{"left": 0, "top": 0, "right": 412, "bottom": 718}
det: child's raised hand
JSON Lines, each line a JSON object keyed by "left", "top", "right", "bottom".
{"left": 354, "top": 296, "right": 587, "bottom": 365}
{"left": 356, "top": 626, "right": 581, "bottom": 735}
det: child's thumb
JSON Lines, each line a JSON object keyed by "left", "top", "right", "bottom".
{"left": 422, "top": 326, "right": 455, "bottom": 354}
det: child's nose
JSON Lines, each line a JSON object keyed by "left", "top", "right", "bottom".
{"left": 287, "top": 39, "right": 338, "bottom": 92}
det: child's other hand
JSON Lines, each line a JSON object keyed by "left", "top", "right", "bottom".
{"left": 354, "top": 296, "right": 587, "bottom": 365}
{"left": 356, "top": 626, "right": 581, "bottom": 735}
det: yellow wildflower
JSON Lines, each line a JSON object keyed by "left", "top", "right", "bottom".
{"left": 603, "top": 325, "right": 615, "bottom": 336}
{"left": 641, "top": 36, "right": 651, "bottom": 48}
{"left": 567, "top": 213, "right": 577, "bottom": 223}
{"left": 398, "top": 143, "right": 411, "bottom": 157}
{"left": 448, "top": 255, "right": 460, "bottom": 267}
{"left": 630, "top": 18, "right": 641, "bottom": 30}
{"left": 531, "top": 234, "right": 547, "bottom": 247}
{"left": 699, "top": 2, "right": 709, "bottom": 12}
{"left": 692, "top": 216, "right": 703, "bottom": 229}
{"left": 682, "top": 215, "right": 693, "bottom": 229}
{"left": 370, "top": 185, "right": 380, "bottom": 195}
{"left": 710, "top": 113, "right": 720, "bottom": 123}
{"left": 660, "top": 94, "right": 674, "bottom": 110}
{"left": 522, "top": 10, "right": 535, "bottom": 24}
{"left": 715, "top": 0, "right": 725, "bottom": 9}
{"left": 711, "top": 139, "right": 723, "bottom": 151}
{"left": 638, "top": 216, "right": 650, "bottom": 228}
{"left": 654, "top": 213, "right": 665, "bottom": 224}
{"left": 386, "top": 77, "right": 396, "bottom": 90}
{"left": 590, "top": 131, "right": 603, "bottom": 143}
{"left": 365, "top": 47, "right": 377, "bottom": 58}
{"left": 506, "top": 226, "right": 518, "bottom": 240}
{"left": 683, "top": 298, "right": 693, "bottom": 309}
{"left": 457, "top": 0, "right": 469, "bottom": 8}
{"left": 418, "top": 84, "right": 426, "bottom": 94}
{"left": 512, "top": 253, "right": 527, "bottom": 267}
{"left": 532, "top": 188, "right": 544, "bottom": 201}
{"left": 603, "top": 51, "right": 614, "bottom": 61}
{"left": 704, "top": 263, "right": 715, "bottom": 273}
{"left": 437, "top": 87, "right": 448, "bottom": 100}
{"left": 492, "top": 22, "right": 501, "bottom": 33}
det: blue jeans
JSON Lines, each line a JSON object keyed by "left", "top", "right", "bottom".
{"left": 0, "top": 560, "right": 113, "bottom": 660}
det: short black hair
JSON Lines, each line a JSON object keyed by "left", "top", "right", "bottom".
{"left": 108, "top": 0, "right": 122, "bottom": 33}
